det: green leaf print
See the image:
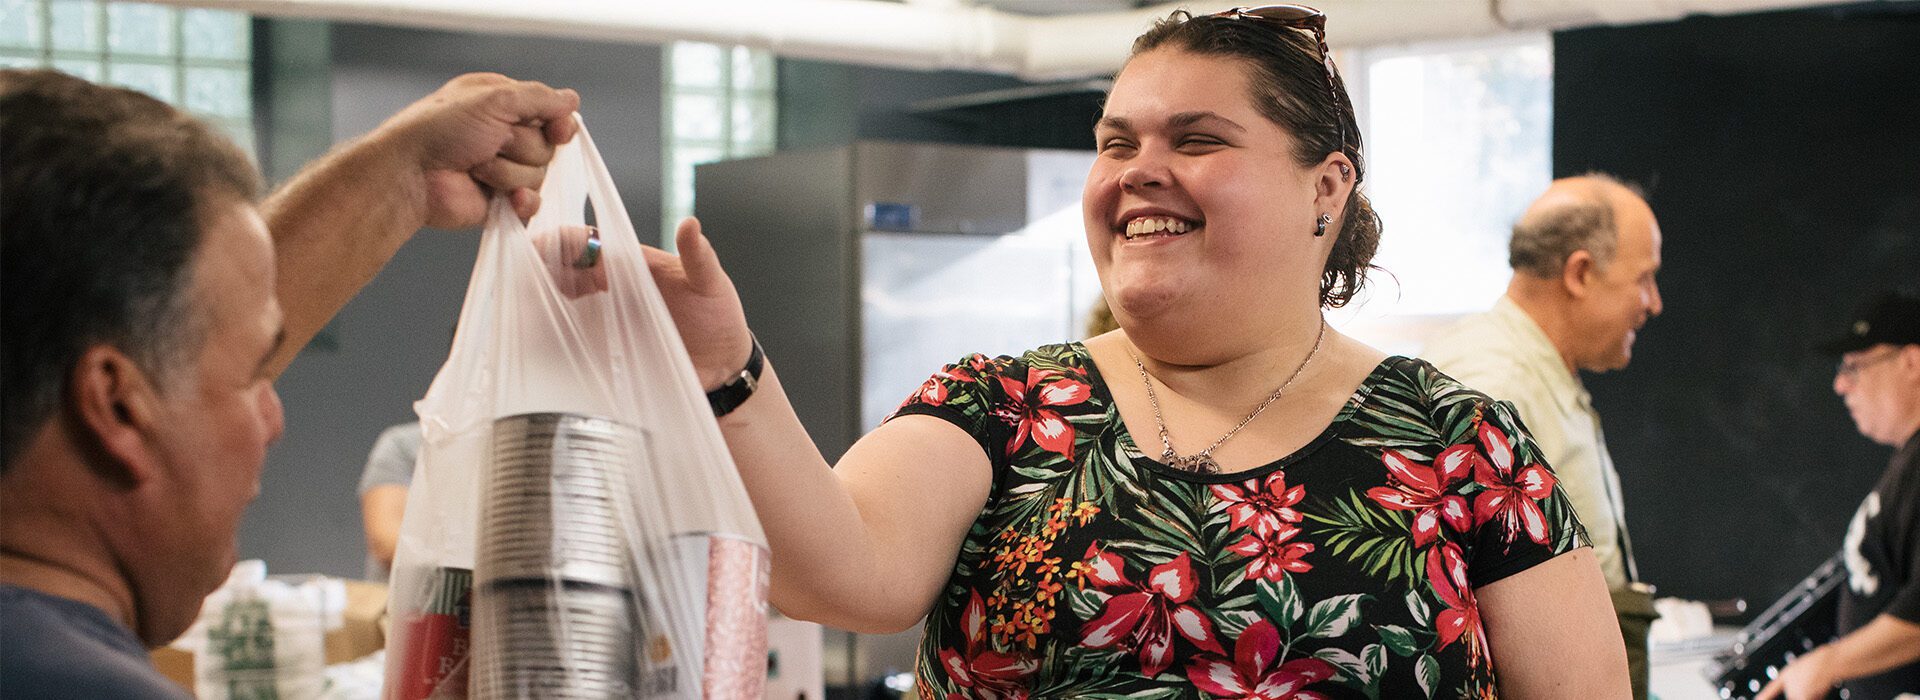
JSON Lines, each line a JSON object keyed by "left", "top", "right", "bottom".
{"left": 1313, "top": 647, "right": 1372, "bottom": 686}
{"left": 1107, "top": 539, "right": 1187, "bottom": 562}
{"left": 1067, "top": 690, "right": 1185, "bottom": 700}
{"left": 1212, "top": 562, "right": 1249, "bottom": 598}
{"left": 1302, "top": 593, "right": 1369, "bottom": 639}
{"left": 1133, "top": 503, "right": 1203, "bottom": 551}
{"left": 1416, "top": 653, "right": 1441, "bottom": 698}
{"left": 1405, "top": 589, "right": 1432, "bottom": 621}
{"left": 1069, "top": 586, "right": 1108, "bottom": 622}
{"left": 1214, "top": 608, "right": 1261, "bottom": 638}
{"left": 1307, "top": 491, "right": 1423, "bottom": 588}
{"left": 1375, "top": 624, "right": 1419, "bottom": 657}
{"left": 1087, "top": 433, "right": 1154, "bottom": 508}
{"left": 1047, "top": 645, "right": 1140, "bottom": 696}
{"left": 1256, "top": 576, "right": 1304, "bottom": 628}
{"left": 1363, "top": 643, "right": 1388, "bottom": 683}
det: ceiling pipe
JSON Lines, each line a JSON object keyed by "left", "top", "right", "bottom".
{"left": 152, "top": 0, "right": 1870, "bottom": 81}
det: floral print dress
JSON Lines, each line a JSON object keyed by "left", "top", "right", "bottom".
{"left": 888, "top": 344, "right": 1589, "bottom": 700}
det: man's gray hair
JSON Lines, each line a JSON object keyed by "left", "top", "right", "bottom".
{"left": 1508, "top": 173, "right": 1642, "bottom": 277}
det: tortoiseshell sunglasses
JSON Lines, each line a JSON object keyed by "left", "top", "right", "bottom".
{"left": 1208, "top": 4, "right": 1349, "bottom": 156}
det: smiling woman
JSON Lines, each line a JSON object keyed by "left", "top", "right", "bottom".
{"left": 640, "top": 5, "right": 1629, "bottom": 699}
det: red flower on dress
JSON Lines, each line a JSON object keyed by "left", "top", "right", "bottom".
{"left": 906, "top": 359, "right": 990, "bottom": 408}
{"left": 1365, "top": 448, "right": 1472, "bottom": 548}
{"left": 1211, "top": 472, "right": 1307, "bottom": 536}
{"left": 1186, "top": 620, "right": 1336, "bottom": 700}
{"left": 1079, "top": 548, "right": 1225, "bottom": 679}
{"left": 1225, "top": 523, "right": 1315, "bottom": 581}
{"left": 915, "top": 376, "right": 951, "bottom": 406}
{"left": 1468, "top": 422, "right": 1557, "bottom": 546}
{"left": 1426, "top": 541, "right": 1489, "bottom": 667}
{"left": 936, "top": 590, "right": 1037, "bottom": 699}
{"left": 989, "top": 367, "right": 1091, "bottom": 459}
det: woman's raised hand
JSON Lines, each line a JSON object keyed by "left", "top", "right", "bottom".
{"left": 644, "top": 217, "right": 757, "bottom": 390}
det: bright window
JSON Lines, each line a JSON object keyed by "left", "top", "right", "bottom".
{"left": 1332, "top": 34, "right": 1552, "bottom": 353}
{"left": 662, "top": 41, "right": 777, "bottom": 245}
{"left": 0, "top": 0, "right": 254, "bottom": 156}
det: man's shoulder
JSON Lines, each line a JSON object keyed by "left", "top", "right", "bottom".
{"left": 1422, "top": 311, "right": 1528, "bottom": 366}
{"left": 0, "top": 586, "right": 192, "bottom": 699}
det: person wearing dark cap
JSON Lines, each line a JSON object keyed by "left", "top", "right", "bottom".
{"left": 1760, "top": 290, "right": 1920, "bottom": 700}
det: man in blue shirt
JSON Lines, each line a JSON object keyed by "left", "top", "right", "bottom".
{"left": 0, "top": 69, "right": 578, "bottom": 697}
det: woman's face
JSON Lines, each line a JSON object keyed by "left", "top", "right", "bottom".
{"left": 1085, "top": 47, "right": 1332, "bottom": 340}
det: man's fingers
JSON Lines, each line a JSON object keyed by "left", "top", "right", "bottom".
{"left": 471, "top": 158, "right": 546, "bottom": 199}
{"left": 487, "top": 80, "right": 579, "bottom": 135}
{"left": 508, "top": 187, "right": 542, "bottom": 221}
{"left": 1755, "top": 678, "right": 1781, "bottom": 700}
{"left": 498, "top": 123, "right": 556, "bottom": 166}
{"left": 544, "top": 97, "right": 581, "bottom": 144}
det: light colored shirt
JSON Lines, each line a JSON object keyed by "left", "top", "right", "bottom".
{"left": 357, "top": 421, "right": 422, "bottom": 580}
{"left": 1422, "top": 296, "right": 1638, "bottom": 589}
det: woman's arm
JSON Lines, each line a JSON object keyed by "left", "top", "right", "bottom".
{"left": 647, "top": 219, "right": 993, "bottom": 633}
{"left": 1476, "top": 548, "right": 1630, "bottom": 698}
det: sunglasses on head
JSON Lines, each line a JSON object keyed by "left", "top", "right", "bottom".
{"left": 1207, "top": 4, "right": 1350, "bottom": 159}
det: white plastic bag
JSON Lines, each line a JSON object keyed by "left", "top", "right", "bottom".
{"left": 381, "top": 118, "right": 769, "bottom": 700}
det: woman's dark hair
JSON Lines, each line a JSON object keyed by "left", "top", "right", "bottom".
{"left": 0, "top": 69, "right": 260, "bottom": 470}
{"left": 1132, "top": 10, "right": 1382, "bottom": 308}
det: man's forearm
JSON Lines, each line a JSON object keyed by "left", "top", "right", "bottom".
{"left": 1826, "top": 613, "right": 1920, "bottom": 683}
{"left": 259, "top": 131, "right": 430, "bottom": 378}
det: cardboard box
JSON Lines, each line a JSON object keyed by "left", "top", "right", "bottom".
{"left": 151, "top": 578, "right": 389, "bottom": 696}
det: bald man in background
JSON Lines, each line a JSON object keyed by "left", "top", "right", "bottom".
{"left": 1424, "top": 174, "right": 1665, "bottom": 699}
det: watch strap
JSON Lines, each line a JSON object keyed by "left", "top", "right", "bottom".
{"left": 707, "top": 336, "right": 765, "bottom": 418}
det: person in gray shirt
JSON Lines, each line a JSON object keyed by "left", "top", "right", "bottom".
{"left": 359, "top": 421, "right": 422, "bottom": 580}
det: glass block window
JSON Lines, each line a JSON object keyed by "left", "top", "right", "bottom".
{"left": 0, "top": 0, "right": 254, "bottom": 156}
{"left": 662, "top": 42, "right": 777, "bottom": 245}
{"left": 1328, "top": 34, "right": 1552, "bottom": 354}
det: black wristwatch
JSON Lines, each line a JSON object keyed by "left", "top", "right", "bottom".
{"left": 707, "top": 336, "right": 765, "bottom": 418}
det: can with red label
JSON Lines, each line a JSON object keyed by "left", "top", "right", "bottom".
{"left": 385, "top": 566, "right": 473, "bottom": 700}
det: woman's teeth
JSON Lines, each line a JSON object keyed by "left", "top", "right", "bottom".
{"left": 1124, "top": 217, "right": 1194, "bottom": 239}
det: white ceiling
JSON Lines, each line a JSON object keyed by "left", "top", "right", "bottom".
{"left": 157, "top": 0, "right": 1862, "bottom": 80}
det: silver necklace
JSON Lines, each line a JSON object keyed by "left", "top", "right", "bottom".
{"left": 1130, "top": 319, "right": 1328, "bottom": 474}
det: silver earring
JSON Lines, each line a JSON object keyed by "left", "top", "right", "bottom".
{"left": 1314, "top": 213, "right": 1332, "bottom": 237}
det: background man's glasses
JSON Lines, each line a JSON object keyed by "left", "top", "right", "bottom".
{"left": 1836, "top": 348, "right": 1899, "bottom": 379}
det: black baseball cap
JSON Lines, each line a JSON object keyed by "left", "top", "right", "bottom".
{"left": 1819, "top": 290, "right": 1920, "bottom": 355}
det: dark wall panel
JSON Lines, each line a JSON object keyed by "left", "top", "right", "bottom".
{"left": 779, "top": 59, "right": 1103, "bottom": 150}
{"left": 1554, "top": 4, "right": 1920, "bottom": 611}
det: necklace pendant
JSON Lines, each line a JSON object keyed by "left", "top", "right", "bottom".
{"left": 1169, "top": 453, "right": 1221, "bottom": 474}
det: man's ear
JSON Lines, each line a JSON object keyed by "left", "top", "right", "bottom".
{"left": 1562, "top": 250, "right": 1596, "bottom": 299}
{"left": 1898, "top": 344, "right": 1920, "bottom": 379}
{"left": 66, "top": 345, "right": 169, "bottom": 488}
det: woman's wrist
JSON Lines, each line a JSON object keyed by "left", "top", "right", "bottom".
{"left": 706, "top": 335, "right": 764, "bottom": 418}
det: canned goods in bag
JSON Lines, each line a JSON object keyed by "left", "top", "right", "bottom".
{"left": 660, "top": 532, "right": 771, "bottom": 699}
{"left": 390, "top": 567, "right": 472, "bottom": 700}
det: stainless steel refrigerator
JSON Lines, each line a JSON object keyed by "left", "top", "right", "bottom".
{"left": 694, "top": 141, "right": 1099, "bottom": 695}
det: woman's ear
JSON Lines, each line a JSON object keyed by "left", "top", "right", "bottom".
{"left": 66, "top": 344, "right": 169, "bottom": 489}
{"left": 1313, "top": 152, "right": 1357, "bottom": 224}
